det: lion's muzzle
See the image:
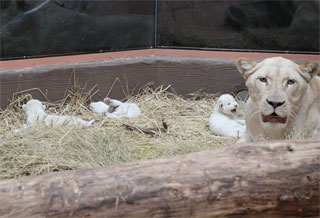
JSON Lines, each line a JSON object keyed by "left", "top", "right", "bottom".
{"left": 262, "top": 113, "right": 287, "bottom": 124}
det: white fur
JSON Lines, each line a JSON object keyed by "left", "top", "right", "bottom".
{"left": 89, "top": 101, "right": 110, "bottom": 115}
{"left": 22, "top": 99, "right": 95, "bottom": 127}
{"left": 103, "top": 97, "right": 141, "bottom": 118}
{"left": 209, "top": 94, "right": 246, "bottom": 137}
{"left": 236, "top": 57, "right": 320, "bottom": 142}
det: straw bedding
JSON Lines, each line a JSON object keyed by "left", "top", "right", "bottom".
{"left": 0, "top": 85, "right": 244, "bottom": 180}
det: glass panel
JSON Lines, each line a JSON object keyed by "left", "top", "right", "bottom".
{"left": 1, "top": 0, "right": 154, "bottom": 59}
{"left": 157, "top": 0, "right": 319, "bottom": 53}
{"left": 1, "top": 0, "right": 319, "bottom": 59}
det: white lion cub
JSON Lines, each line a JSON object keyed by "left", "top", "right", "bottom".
{"left": 209, "top": 94, "right": 246, "bottom": 137}
{"left": 89, "top": 98, "right": 141, "bottom": 118}
{"left": 103, "top": 97, "right": 141, "bottom": 118}
{"left": 22, "top": 99, "right": 95, "bottom": 127}
{"left": 89, "top": 101, "right": 110, "bottom": 115}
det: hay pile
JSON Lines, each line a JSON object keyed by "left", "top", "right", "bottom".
{"left": 0, "top": 86, "right": 244, "bottom": 180}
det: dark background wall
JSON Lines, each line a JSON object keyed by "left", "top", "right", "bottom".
{"left": 157, "top": 0, "right": 320, "bottom": 53}
{"left": 1, "top": 0, "right": 319, "bottom": 59}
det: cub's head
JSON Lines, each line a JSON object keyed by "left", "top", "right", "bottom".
{"left": 237, "top": 57, "right": 319, "bottom": 129}
{"left": 217, "top": 94, "right": 239, "bottom": 116}
{"left": 22, "top": 99, "right": 45, "bottom": 113}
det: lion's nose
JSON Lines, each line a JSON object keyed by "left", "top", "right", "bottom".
{"left": 266, "top": 99, "right": 285, "bottom": 109}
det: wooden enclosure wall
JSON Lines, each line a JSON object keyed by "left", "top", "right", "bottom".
{"left": 1, "top": 49, "right": 318, "bottom": 109}
{"left": 0, "top": 56, "right": 246, "bottom": 109}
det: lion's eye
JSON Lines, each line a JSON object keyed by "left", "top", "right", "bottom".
{"left": 259, "top": 77, "right": 267, "bottom": 83}
{"left": 287, "top": 79, "right": 296, "bottom": 85}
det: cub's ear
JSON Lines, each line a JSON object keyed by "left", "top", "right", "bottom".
{"left": 299, "top": 62, "right": 319, "bottom": 82}
{"left": 42, "top": 105, "right": 46, "bottom": 110}
{"left": 237, "top": 58, "right": 257, "bottom": 80}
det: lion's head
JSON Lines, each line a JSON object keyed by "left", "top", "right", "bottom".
{"left": 236, "top": 57, "right": 320, "bottom": 142}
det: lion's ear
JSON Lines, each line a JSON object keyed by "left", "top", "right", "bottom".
{"left": 299, "top": 62, "right": 319, "bottom": 82}
{"left": 237, "top": 58, "right": 257, "bottom": 80}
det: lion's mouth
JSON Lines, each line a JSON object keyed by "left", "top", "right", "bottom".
{"left": 231, "top": 108, "right": 237, "bottom": 114}
{"left": 262, "top": 113, "right": 287, "bottom": 124}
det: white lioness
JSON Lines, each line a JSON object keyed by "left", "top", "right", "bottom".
{"left": 236, "top": 57, "right": 320, "bottom": 143}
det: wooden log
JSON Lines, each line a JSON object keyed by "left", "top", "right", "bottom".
{"left": 0, "top": 140, "right": 319, "bottom": 217}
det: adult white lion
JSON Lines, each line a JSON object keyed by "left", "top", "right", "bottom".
{"left": 236, "top": 57, "right": 320, "bottom": 143}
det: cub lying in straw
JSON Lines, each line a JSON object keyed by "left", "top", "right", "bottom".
{"left": 23, "top": 99, "right": 95, "bottom": 127}
{"left": 236, "top": 57, "right": 320, "bottom": 142}
{"left": 89, "top": 98, "right": 141, "bottom": 118}
{"left": 209, "top": 94, "right": 246, "bottom": 137}
{"left": 89, "top": 101, "right": 110, "bottom": 115}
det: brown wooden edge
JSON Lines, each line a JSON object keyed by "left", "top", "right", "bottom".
{"left": 1, "top": 49, "right": 319, "bottom": 71}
